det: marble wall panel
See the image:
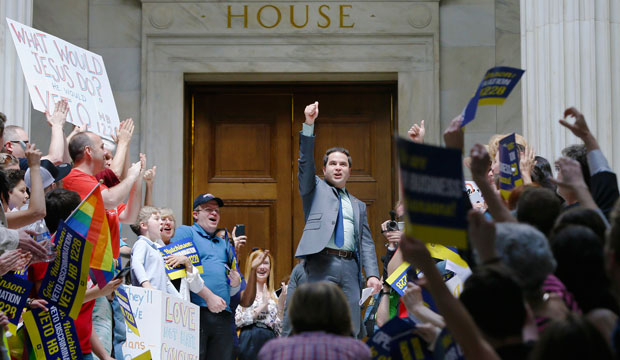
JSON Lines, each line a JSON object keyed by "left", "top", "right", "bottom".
{"left": 440, "top": 3, "right": 496, "bottom": 47}
{"left": 89, "top": 0, "right": 141, "bottom": 48}
{"left": 92, "top": 47, "right": 141, "bottom": 92}
{"left": 33, "top": 0, "right": 88, "bottom": 48}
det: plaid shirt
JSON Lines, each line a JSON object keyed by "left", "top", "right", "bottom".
{"left": 258, "top": 331, "right": 371, "bottom": 360}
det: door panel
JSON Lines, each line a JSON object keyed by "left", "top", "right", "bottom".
{"left": 191, "top": 91, "right": 292, "bottom": 282}
{"left": 188, "top": 84, "right": 394, "bottom": 283}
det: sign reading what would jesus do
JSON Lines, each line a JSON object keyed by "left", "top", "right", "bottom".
{"left": 6, "top": 18, "right": 120, "bottom": 140}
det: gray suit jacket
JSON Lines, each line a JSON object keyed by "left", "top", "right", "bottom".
{"left": 294, "top": 133, "right": 379, "bottom": 280}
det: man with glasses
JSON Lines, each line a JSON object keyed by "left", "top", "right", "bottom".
{"left": 2, "top": 100, "right": 70, "bottom": 169}
{"left": 171, "top": 193, "right": 242, "bottom": 360}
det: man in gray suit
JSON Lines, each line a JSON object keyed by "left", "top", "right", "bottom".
{"left": 295, "top": 101, "right": 382, "bottom": 338}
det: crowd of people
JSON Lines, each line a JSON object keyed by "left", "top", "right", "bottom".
{"left": 0, "top": 98, "right": 619, "bottom": 360}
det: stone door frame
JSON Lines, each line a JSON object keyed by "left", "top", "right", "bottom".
{"left": 140, "top": 0, "right": 440, "bottom": 218}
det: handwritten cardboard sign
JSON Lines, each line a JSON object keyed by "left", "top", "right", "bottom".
{"left": 7, "top": 18, "right": 120, "bottom": 140}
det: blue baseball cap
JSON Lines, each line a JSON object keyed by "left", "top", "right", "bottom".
{"left": 193, "top": 193, "right": 224, "bottom": 209}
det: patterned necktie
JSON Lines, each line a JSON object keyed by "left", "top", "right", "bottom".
{"left": 334, "top": 189, "right": 344, "bottom": 248}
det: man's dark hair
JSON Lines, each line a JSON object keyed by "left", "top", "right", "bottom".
{"left": 562, "top": 144, "right": 590, "bottom": 187}
{"left": 551, "top": 225, "right": 618, "bottom": 314}
{"left": 0, "top": 112, "right": 6, "bottom": 138}
{"left": 289, "top": 281, "right": 353, "bottom": 336}
{"left": 323, "top": 147, "right": 352, "bottom": 168}
{"left": 460, "top": 265, "right": 526, "bottom": 340}
{"left": 532, "top": 156, "right": 557, "bottom": 192}
{"left": 44, "top": 189, "right": 81, "bottom": 234}
{"left": 552, "top": 207, "right": 607, "bottom": 244}
{"left": 68, "top": 132, "right": 93, "bottom": 163}
{"left": 0, "top": 170, "right": 10, "bottom": 204}
{"left": 5, "top": 169, "right": 25, "bottom": 192}
{"left": 517, "top": 187, "right": 562, "bottom": 236}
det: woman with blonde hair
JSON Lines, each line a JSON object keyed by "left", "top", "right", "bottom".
{"left": 235, "top": 249, "right": 286, "bottom": 360}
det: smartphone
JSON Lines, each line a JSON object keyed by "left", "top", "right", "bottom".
{"left": 19, "top": 141, "right": 27, "bottom": 150}
{"left": 235, "top": 224, "right": 245, "bottom": 237}
{"left": 275, "top": 287, "right": 282, "bottom": 297}
{"left": 114, "top": 267, "right": 131, "bottom": 280}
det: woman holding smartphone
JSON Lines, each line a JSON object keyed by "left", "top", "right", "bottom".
{"left": 235, "top": 249, "right": 286, "bottom": 360}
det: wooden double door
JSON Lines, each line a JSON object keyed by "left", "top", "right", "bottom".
{"left": 185, "top": 84, "right": 396, "bottom": 283}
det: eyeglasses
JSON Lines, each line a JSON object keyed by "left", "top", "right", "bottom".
{"left": 9, "top": 140, "right": 29, "bottom": 144}
{"left": 196, "top": 207, "right": 220, "bottom": 214}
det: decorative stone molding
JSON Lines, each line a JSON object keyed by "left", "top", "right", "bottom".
{"left": 408, "top": 4, "right": 432, "bottom": 29}
{"left": 149, "top": 5, "right": 174, "bottom": 29}
{"left": 140, "top": 1, "right": 440, "bottom": 217}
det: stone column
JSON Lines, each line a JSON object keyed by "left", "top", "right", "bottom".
{"left": 0, "top": 0, "right": 33, "bottom": 134}
{"left": 520, "top": 0, "right": 620, "bottom": 172}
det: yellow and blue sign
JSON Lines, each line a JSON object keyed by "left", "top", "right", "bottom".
{"left": 462, "top": 66, "right": 525, "bottom": 127}
{"left": 0, "top": 274, "right": 33, "bottom": 329}
{"left": 39, "top": 220, "right": 92, "bottom": 320}
{"left": 159, "top": 239, "right": 203, "bottom": 280}
{"left": 398, "top": 139, "right": 469, "bottom": 249}
{"left": 367, "top": 316, "right": 432, "bottom": 360}
{"left": 23, "top": 306, "right": 81, "bottom": 360}
{"left": 386, "top": 262, "right": 411, "bottom": 296}
{"left": 433, "top": 328, "right": 465, "bottom": 360}
{"left": 498, "top": 133, "right": 523, "bottom": 200}
{"left": 116, "top": 286, "right": 140, "bottom": 336}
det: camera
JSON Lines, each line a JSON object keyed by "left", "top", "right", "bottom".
{"left": 386, "top": 210, "right": 399, "bottom": 232}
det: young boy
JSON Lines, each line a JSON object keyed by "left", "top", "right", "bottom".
{"left": 130, "top": 206, "right": 180, "bottom": 296}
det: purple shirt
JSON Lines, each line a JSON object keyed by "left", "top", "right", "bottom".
{"left": 258, "top": 331, "right": 371, "bottom": 360}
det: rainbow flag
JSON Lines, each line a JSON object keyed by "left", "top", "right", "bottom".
{"left": 65, "top": 183, "right": 114, "bottom": 274}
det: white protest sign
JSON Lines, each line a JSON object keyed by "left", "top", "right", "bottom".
{"left": 122, "top": 286, "right": 199, "bottom": 360}
{"left": 6, "top": 18, "right": 120, "bottom": 140}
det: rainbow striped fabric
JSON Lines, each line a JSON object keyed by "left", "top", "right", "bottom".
{"left": 65, "top": 183, "right": 113, "bottom": 272}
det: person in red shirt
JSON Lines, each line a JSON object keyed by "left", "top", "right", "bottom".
{"left": 63, "top": 131, "right": 144, "bottom": 359}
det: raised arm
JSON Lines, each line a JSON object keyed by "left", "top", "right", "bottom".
{"left": 118, "top": 154, "right": 145, "bottom": 224}
{"left": 143, "top": 166, "right": 156, "bottom": 206}
{"left": 110, "top": 118, "right": 134, "bottom": 180}
{"left": 553, "top": 157, "right": 601, "bottom": 214}
{"left": 298, "top": 102, "right": 319, "bottom": 199}
{"left": 469, "top": 144, "right": 517, "bottom": 222}
{"left": 560, "top": 107, "right": 618, "bottom": 216}
{"left": 101, "top": 158, "right": 141, "bottom": 210}
{"left": 43, "top": 100, "right": 68, "bottom": 165}
{"left": 399, "top": 234, "right": 500, "bottom": 360}
{"left": 6, "top": 144, "right": 46, "bottom": 228}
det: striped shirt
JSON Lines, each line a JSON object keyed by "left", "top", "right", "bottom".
{"left": 258, "top": 331, "right": 370, "bottom": 360}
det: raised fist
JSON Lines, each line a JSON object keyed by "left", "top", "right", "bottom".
{"left": 304, "top": 101, "right": 319, "bottom": 125}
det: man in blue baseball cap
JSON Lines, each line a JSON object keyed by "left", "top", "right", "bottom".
{"left": 170, "top": 193, "right": 241, "bottom": 360}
